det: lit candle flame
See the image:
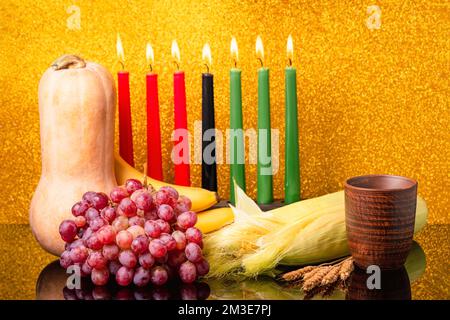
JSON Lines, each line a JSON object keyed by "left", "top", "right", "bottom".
{"left": 256, "top": 35, "right": 264, "bottom": 66}
{"left": 287, "top": 35, "right": 294, "bottom": 66}
{"left": 171, "top": 40, "right": 180, "bottom": 68}
{"left": 116, "top": 33, "right": 125, "bottom": 64}
{"left": 146, "top": 43, "right": 154, "bottom": 68}
{"left": 230, "top": 37, "right": 238, "bottom": 66}
{"left": 202, "top": 43, "right": 212, "bottom": 73}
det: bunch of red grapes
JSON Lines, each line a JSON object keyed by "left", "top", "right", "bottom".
{"left": 59, "top": 179, "right": 209, "bottom": 287}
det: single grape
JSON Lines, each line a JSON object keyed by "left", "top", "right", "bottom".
{"left": 111, "top": 215, "right": 129, "bottom": 233}
{"left": 91, "top": 192, "right": 109, "bottom": 210}
{"left": 108, "top": 260, "right": 121, "bottom": 275}
{"left": 128, "top": 216, "right": 145, "bottom": 227}
{"left": 115, "top": 230, "right": 133, "bottom": 250}
{"left": 87, "top": 251, "right": 107, "bottom": 269}
{"left": 131, "top": 235, "right": 149, "bottom": 254}
{"left": 148, "top": 239, "right": 167, "bottom": 258}
{"left": 92, "top": 286, "right": 112, "bottom": 300}
{"left": 60, "top": 250, "right": 72, "bottom": 269}
{"left": 138, "top": 252, "right": 155, "bottom": 269}
{"left": 74, "top": 216, "right": 86, "bottom": 228}
{"left": 91, "top": 268, "right": 109, "bottom": 286}
{"left": 116, "top": 266, "right": 134, "bottom": 286}
{"left": 97, "top": 225, "right": 116, "bottom": 244}
{"left": 157, "top": 204, "right": 175, "bottom": 222}
{"left": 59, "top": 220, "right": 78, "bottom": 242}
{"left": 185, "top": 243, "right": 203, "bottom": 263}
{"left": 118, "top": 198, "right": 137, "bottom": 218}
{"left": 133, "top": 267, "right": 151, "bottom": 287}
{"left": 85, "top": 207, "right": 100, "bottom": 221}
{"left": 180, "top": 284, "right": 198, "bottom": 300}
{"left": 133, "top": 191, "right": 154, "bottom": 211}
{"left": 155, "top": 219, "right": 171, "bottom": 234}
{"left": 69, "top": 245, "right": 89, "bottom": 263}
{"left": 110, "top": 186, "right": 129, "bottom": 204}
{"left": 185, "top": 227, "right": 203, "bottom": 245}
{"left": 81, "top": 261, "right": 93, "bottom": 276}
{"left": 159, "top": 233, "right": 177, "bottom": 251}
{"left": 179, "top": 261, "right": 197, "bottom": 284}
{"left": 160, "top": 186, "right": 179, "bottom": 203}
{"left": 125, "top": 179, "right": 143, "bottom": 194}
{"left": 102, "top": 243, "right": 120, "bottom": 260}
{"left": 90, "top": 217, "right": 108, "bottom": 232}
{"left": 172, "top": 230, "right": 187, "bottom": 250}
{"left": 153, "top": 189, "right": 170, "bottom": 207}
{"left": 101, "top": 206, "right": 116, "bottom": 223}
{"left": 118, "top": 250, "right": 138, "bottom": 268}
{"left": 127, "top": 225, "right": 145, "bottom": 239}
{"left": 71, "top": 200, "right": 90, "bottom": 217}
{"left": 168, "top": 250, "right": 187, "bottom": 267}
{"left": 195, "top": 259, "right": 210, "bottom": 277}
{"left": 144, "top": 220, "right": 161, "bottom": 238}
{"left": 82, "top": 191, "right": 97, "bottom": 204}
{"left": 150, "top": 266, "right": 169, "bottom": 286}
{"left": 86, "top": 233, "right": 103, "bottom": 250}
{"left": 144, "top": 209, "right": 158, "bottom": 221}
{"left": 196, "top": 282, "right": 211, "bottom": 300}
{"left": 175, "top": 195, "right": 192, "bottom": 214}
{"left": 176, "top": 211, "right": 197, "bottom": 230}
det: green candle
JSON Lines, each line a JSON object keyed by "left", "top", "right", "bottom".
{"left": 229, "top": 37, "right": 245, "bottom": 204}
{"left": 256, "top": 36, "right": 273, "bottom": 204}
{"left": 284, "top": 35, "right": 300, "bottom": 204}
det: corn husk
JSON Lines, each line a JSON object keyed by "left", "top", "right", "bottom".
{"left": 204, "top": 183, "right": 428, "bottom": 278}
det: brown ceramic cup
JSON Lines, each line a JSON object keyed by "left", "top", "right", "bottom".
{"left": 345, "top": 174, "right": 417, "bottom": 270}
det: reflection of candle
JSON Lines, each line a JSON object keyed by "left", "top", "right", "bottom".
{"left": 145, "top": 43, "right": 163, "bottom": 180}
{"left": 256, "top": 36, "right": 273, "bottom": 204}
{"left": 172, "top": 40, "right": 190, "bottom": 186}
{"left": 229, "top": 37, "right": 245, "bottom": 205}
{"left": 116, "top": 33, "right": 134, "bottom": 167}
{"left": 284, "top": 35, "right": 300, "bottom": 204}
{"left": 201, "top": 44, "right": 217, "bottom": 191}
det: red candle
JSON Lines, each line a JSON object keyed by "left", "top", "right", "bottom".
{"left": 145, "top": 43, "right": 163, "bottom": 180}
{"left": 116, "top": 34, "right": 134, "bottom": 166}
{"left": 172, "top": 40, "right": 190, "bottom": 186}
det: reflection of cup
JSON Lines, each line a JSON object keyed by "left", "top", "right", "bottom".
{"left": 346, "top": 266, "right": 411, "bottom": 300}
{"left": 345, "top": 174, "right": 417, "bottom": 270}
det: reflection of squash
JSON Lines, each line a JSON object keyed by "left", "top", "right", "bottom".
{"left": 30, "top": 55, "right": 117, "bottom": 256}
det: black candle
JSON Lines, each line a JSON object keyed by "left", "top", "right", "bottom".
{"left": 201, "top": 44, "right": 217, "bottom": 191}
{"left": 201, "top": 72, "right": 217, "bottom": 191}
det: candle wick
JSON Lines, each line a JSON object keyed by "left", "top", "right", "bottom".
{"left": 174, "top": 60, "right": 180, "bottom": 71}
{"left": 149, "top": 64, "right": 153, "bottom": 72}
{"left": 204, "top": 63, "right": 209, "bottom": 74}
{"left": 119, "top": 60, "right": 125, "bottom": 70}
{"left": 288, "top": 58, "right": 292, "bottom": 67}
{"left": 257, "top": 57, "right": 264, "bottom": 68}
{"left": 233, "top": 59, "right": 237, "bottom": 68}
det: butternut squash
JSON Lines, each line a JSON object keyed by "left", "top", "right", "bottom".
{"left": 30, "top": 55, "right": 117, "bottom": 256}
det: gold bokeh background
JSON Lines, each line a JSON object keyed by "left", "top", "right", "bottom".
{"left": 0, "top": 0, "right": 448, "bottom": 224}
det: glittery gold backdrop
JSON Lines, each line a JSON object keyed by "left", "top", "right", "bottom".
{"left": 0, "top": 0, "right": 448, "bottom": 224}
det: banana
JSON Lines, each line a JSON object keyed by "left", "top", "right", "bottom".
{"left": 196, "top": 207, "right": 234, "bottom": 233}
{"left": 114, "top": 154, "right": 219, "bottom": 212}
